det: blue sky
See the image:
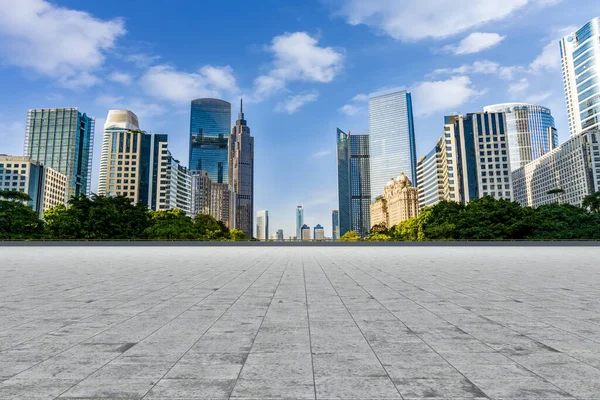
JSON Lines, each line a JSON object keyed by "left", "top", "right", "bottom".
{"left": 1, "top": 0, "right": 600, "bottom": 238}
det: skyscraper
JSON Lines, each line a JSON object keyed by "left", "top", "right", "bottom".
{"left": 560, "top": 17, "right": 600, "bottom": 136}
{"left": 230, "top": 98, "right": 254, "bottom": 238}
{"left": 296, "top": 206, "right": 304, "bottom": 239}
{"left": 369, "top": 88, "right": 417, "bottom": 201}
{"left": 418, "top": 113, "right": 511, "bottom": 206}
{"left": 313, "top": 224, "right": 325, "bottom": 241}
{"left": 337, "top": 129, "right": 371, "bottom": 237}
{"left": 24, "top": 107, "right": 94, "bottom": 200}
{"left": 416, "top": 137, "right": 451, "bottom": 209}
{"left": 189, "top": 99, "right": 231, "bottom": 183}
{"left": 331, "top": 210, "right": 340, "bottom": 240}
{"left": 484, "top": 103, "right": 557, "bottom": 170}
{"left": 256, "top": 210, "right": 269, "bottom": 241}
{"left": 276, "top": 229, "right": 284, "bottom": 241}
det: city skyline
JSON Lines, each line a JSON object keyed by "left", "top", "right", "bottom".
{"left": 1, "top": 1, "right": 600, "bottom": 236}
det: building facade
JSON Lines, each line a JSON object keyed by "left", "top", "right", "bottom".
{"left": 331, "top": 210, "right": 340, "bottom": 240}
{"left": 370, "top": 173, "right": 419, "bottom": 229}
{"left": 24, "top": 108, "right": 94, "bottom": 200}
{"left": 229, "top": 98, "right": 254, "bottom": 238}
{"left": 0, "top": 155, "right": 67, "bottom": 216}
{"left": 313, "top": 224, "right": 325, "bottom": 241}
{"left": 209, "top": 183, "right": 236, "bottom": 228}
{"left": 337, "top": 129, "right": 371, "bottom": 237}
{"left": 483, "top": 103, "right": 558, "bottom": 170}
{"left": 416, "top": 137, "right": 451, "bottom": 209}
{"left": 301, "top": 224, "right": 311, "bottom": 241}
{"left": 369, "top": 88, "right": 417, "bottom": 200}
{"left": 189, "top": 98, "right": 231, "bottom": 183}
{"left": 561, "top": 17, "right": 600, "bottom": 136}
{"left": 296, "top": 206, "right": 304, "bottom": 239}
{"left": 190, "top": 170, "right": 212, "bottom": 216}
{"left": 156, "top": 154, "right": 191, "bottom": 214}
{"left": 417, "top": 113, "right": 512, "bottom": 207}
{"left": 512, "top": 130, "right": 600, "bottom": 208}
{"left": 276, "top": 229, "right": 284, "bottom": 241}
{"left": 256, "top": 210, "right": 269, "bottom": 241}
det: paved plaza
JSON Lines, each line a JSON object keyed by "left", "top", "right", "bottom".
{"left": 1, "top": 246, "right": 600, "bottom": 399}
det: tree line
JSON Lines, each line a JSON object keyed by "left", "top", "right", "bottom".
{"left": 0, "top": 190, "right": 247, "bottom": 240}
{"left": 341, "top": 193, "right": 600, "bottom": 241}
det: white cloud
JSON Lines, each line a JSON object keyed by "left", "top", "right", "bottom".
{"left": 525, "top": 92, "right": 553, "bottom": 104}
{"left": 124, "top": 53, "right": 161, "bottom": 68}
{"left": 96, "top": 95, "right": 166, "bottom": 120}
{"left": 140, "top": 65, "right": 238, "bottom": 103}
{"left": 443, "top": 32, "right": 506, "bottom": 55}
{"left": 530, "top": 42, "right": 560, "bottom": 71}
{"left": 252, "top": 32, "right": 344, "bottom": 101}
{"left": 312, "top": 150, "right": 331, "bottom": 159}
{"left": 339, "top": 104, "right": 361, "bottom": 116}
{"left": 411, "top": 76, "right": 484, "bottom": 116}
{"left": 275, "top": 90, "right": 320, "bottom": 114}
{"left": 508, "top": 78, "right": 530, "bottom": 94}
{"left": 352, "top": 93, "right": 369, "bottom": 102}
{"left": 0, "top": 0, "right": 125, "bottom": 88}
{"left": 108, "top": 71, "right": 132, "bottom": 85}
{"left": 333, "top": 0, "right": 559, "bottom": 41}
{"left": 431, "top": 60, "right": 522, "bottom": 80}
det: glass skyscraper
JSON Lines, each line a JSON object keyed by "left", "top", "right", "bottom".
{"left": 337, "top": 128, "right": 371, "bottom": 237}
{"left": 24, "top": 108, "right": 94, "bottom": 200}
{"left": 189, "top": 98, "right": 231, "bottom": 183}
{"left": 484, "top": 103, "right": 557, "bottom": 171}
{"left": 331, "top": 210, "right": 340, "bottom": 240}
{"left": 561, "top": 17, "right": 600, "bottom": 136}
{"left": 296, "top": 206, "right": 303, "bottom": 239}
{"left": 369, "top": 88, "right": 417, "bottom": 201}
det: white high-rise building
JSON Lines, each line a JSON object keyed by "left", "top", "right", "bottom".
{"left": 512, "top": 130, "right": 600, "bottom": 208}
{"left": 256, "top": 210, "right": 269, "bottom": 241}
{"left": 560, "top": 17, "right": 600, "bottom": 136}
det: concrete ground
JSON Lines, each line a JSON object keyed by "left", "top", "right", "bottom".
{"left": 0, "top": 247, "right": 600, "bottom": 399}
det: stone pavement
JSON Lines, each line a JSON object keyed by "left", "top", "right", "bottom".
{"left": 1, "top": 246, "right": 600, "bottom": 399}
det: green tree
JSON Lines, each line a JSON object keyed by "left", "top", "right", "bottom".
{"left": 421, "top": 201, "right": 464, "bottom": 240}
{"left": 193, "top": 214, "right": 230, "bottom": 240}
{"left": 229, "top": 228, "right": 247, "bottom": 241}
{"left": 0, "top": 191, "right": 45, "bottom": 239}
{"left": 530, "top": 203, "right": 600, "bottom": 240}
{"left": 370, "top": 222, "right": 389, "bottom": 235}
{"left": 44, "top": 195, "right": 151, "bottom": 239}
{"left": 365, "top": 232, "right": 391, "bottom": 241}
{"left": 582, "top": 192, "right": 600, "bottom": 214}
{"left": 341, "top": 230, "right": 361, "bottom": 242}
{"left": 144, "top": 209, "right": 197, "bottom": 239}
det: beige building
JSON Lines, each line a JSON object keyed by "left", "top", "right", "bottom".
{"left": 210, "top": 183, "right": 237, "bottom": 228}
{"left": 0, "top": 155, "right": 67, "bottom": 216}
{"left": 370, "top": 173, "right": 419, "bottom": 229}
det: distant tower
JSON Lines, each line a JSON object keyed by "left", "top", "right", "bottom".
{"left": 230, "top": 97, "right": 255, "bottom": 237}
{"left": 256, "top": 210, "right": 269, "bottom": 241}
{"left": 296, "top": 206, "right": 304, "bottom": 239}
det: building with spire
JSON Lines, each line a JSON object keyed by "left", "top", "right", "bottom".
{"left": 229, "top": 98, "right": 254, "bottom": 237}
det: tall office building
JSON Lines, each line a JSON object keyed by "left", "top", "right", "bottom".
{"left": 417, "top": 113, "right": 512, "bottom": 206}
{"left": 230, "top": 98, "right": 254, "bottom": 238}
{"left": 0, "top": 155, "right": 66, "bottom": 216}
{"left": 560, "top": 17, "right": 600, "bottom": 136}
{"left": 369, "top": 88, "right": 417, "bottom": 200}
{"left": 99, "top": 110, "right": 191, "bottom": 212}
{"left": 210, "top": 183, "right": 236, "bottom": 228}
{"left": 189, "top": 98, "right": 231, "bottom": 183}
{"left": 313, "top": 224, "right": 325, "bottom": 241}
{"left": 484, "top": 103, "right": 558, "bottom": 170}
{"left": 296, "top": 206, "right": 304, "bottom": 239}
{"left": 337, "top": 129, "right": 371, "bottom": 237}
{"left": 331, "top": 210, "right": 340, "bottom": 240}
{"left": 24, "top": 107, "right": 94, "bottom": 200}
{"left": 512, "top": 129, "right": 600, "bottom": 208}
{"left": 190, "top": 170, "right": 211, "bottom": 216}
{"left": 256, "top": 210, "right": 269, "bottom": 241}
{"left": 301, "top": 224, "right": 311, "bottom": 241}
{"left": 416, "top": 137, "right": 451, "bottom": 209}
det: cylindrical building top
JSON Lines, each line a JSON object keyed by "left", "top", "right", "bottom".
{"left": 105, "top": 110, "right": 139, "bottom": 131}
